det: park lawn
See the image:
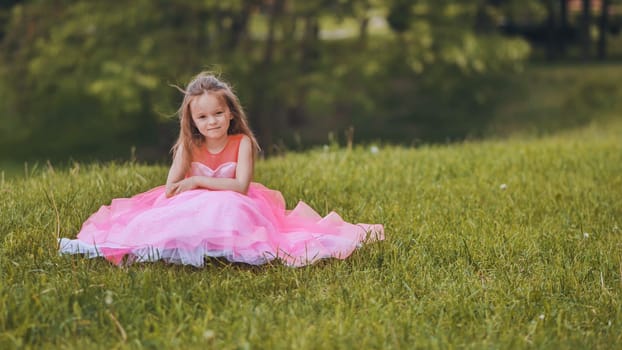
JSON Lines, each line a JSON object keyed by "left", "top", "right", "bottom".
{"left": 488, "top": 62, "right": 622, "bottom": 137}
{"left": 1, "top": 120, "right": 621, "bottom": 349}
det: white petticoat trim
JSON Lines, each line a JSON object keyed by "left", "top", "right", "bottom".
{"left": 58, "top": 238, "right": 275, "bottom": 267}
{"left": 57, "top": 238, "right": 352, "bottom": 267}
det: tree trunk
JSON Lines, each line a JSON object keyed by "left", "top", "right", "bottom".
{"left": 545, "top": 0, "right": 556, "bottom": 60}
{"left": 581, "top": 0, "right": 592, "bottom": 61}
{"left": 300, "top": 15, "right": 319, "bottom": 73}
{"left": 559, "top": 0, "right": 568, "bottom": 56}
{"left": 598, "top": 0, "right": 610, "bottom": 60}
{"left": 358, "top": 16, "right": 369, "bottom": 49}
{"left": 252, "top": 0, "right": 284, "bottom": 152}
{"left": 281, "top": 14, "right": 297, "bottom": 58}
{"left": 228, "top": 2, "right": 252, "bottom": 50}
{"left": 263, "top": 1, "right": 279, "bottom": 66}
{"left": 195, "top": 8, "right": 209, "bottom": 61}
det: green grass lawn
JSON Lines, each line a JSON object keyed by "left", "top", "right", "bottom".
{"left": 488, "top": 62, "right": 622, "bottom": 137}
{"left": 1, "top": 120, "right": 621, "bottom": 349}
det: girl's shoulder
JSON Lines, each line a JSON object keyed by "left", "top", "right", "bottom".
{"left": 216, "top": 134, "right": 252, "bottom": 159}
{"left": 230, "top": 133, "right": 251, "bottom": 148}
{"left": 232, "top": 134, "right": 254, "bottom": 160}
{"left": 221, "top": 133, "right": 248, "bottom": 160}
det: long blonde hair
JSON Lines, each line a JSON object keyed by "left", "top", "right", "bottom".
{"left": 172, "top": 72, "right": 260, "bottom": 174}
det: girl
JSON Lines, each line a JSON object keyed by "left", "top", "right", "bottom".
{"left": 59, "top": 72, "right": 384, "bottom": 267}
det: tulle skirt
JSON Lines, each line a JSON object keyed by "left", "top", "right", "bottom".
{"left": 58, "top": 183, "right": 384, "bottom": 267}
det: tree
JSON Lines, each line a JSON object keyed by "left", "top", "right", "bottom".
{"left": 0, "top": 0, "right": 531, "bottom": 160}
{"left": 582, "top": 0, "right": 592, "bottom": 60}
{"left": 598, "top": 0, "right": 611, "bottom": 59}
{"left": 559, "top": 0, "right": 569, "bottom": 56}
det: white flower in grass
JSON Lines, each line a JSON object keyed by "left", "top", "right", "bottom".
{"left": 104, "top": 290, "right": 113, "bottom": 305}
{"left": 370, "top": 145, "right": 379, "bottom": 154}
{"left": 539, "top": 314, "right": 545, "bottom": 320}
{"left": 203, "top": 330, "right": 215, "bottom": 340}
{"left": 583, "top": 232, "right": 590, "bottom": 239}
{"left": 323, "top": 145, "right": 329, "bottom": 152}
{"left": 499, "top": 183, "right": 507, "bottom": 190}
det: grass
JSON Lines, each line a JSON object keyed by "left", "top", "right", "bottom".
{"left": 1, "top": 120, "right": 621, "bottom": 349}
{"left": 488, "top": 62, "right": 622, "bottom": 137}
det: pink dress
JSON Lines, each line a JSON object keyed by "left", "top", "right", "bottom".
{"left": 59, "top": 134, "right": 384, "bottom": 267}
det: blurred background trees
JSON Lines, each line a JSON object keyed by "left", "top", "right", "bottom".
{"left": 0, "top": 0, "right": 621, "bottom": 162}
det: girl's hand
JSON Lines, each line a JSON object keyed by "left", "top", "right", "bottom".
{"left": 165, "top": 177, "right": 197, "bottom": 198}
{"left": 165, "top": 184, "right": 178, "bottom": 198}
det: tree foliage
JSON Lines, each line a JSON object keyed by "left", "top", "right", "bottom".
{"left": 0, "top": 0, "right": 530, "bottom": 160}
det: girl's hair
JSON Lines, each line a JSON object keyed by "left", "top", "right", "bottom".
{"left": 172, "top": 72, "right": 260, "bottom": 174}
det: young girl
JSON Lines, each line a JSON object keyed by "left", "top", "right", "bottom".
{"left": 59, "top": 72, "right": 384, "bottom": 267}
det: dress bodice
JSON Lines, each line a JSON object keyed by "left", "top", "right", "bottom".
{"left": 189, "top": 134, "right": 243, "bottom": 179}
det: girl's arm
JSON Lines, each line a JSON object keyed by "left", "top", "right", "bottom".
{"left": 167, "top": 135, "right": 254, "bottom": 197}
{"left": 165, "top": 145, "right": 187, "bottom": 197}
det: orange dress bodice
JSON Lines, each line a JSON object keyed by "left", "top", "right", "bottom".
{"left": 189, "top": 134, "right": 243, "bottom": 179}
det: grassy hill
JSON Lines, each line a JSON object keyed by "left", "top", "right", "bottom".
{"left": 0, "top": 120, "right": 621, "bottom": 348}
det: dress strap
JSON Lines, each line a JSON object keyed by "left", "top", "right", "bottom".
{"left": 220, "top": 134, "right": 243, "bottom": 162}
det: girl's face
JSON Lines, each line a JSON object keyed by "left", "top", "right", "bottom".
{"left": 189, "top": 92, "right": 232, "bottom": 142}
